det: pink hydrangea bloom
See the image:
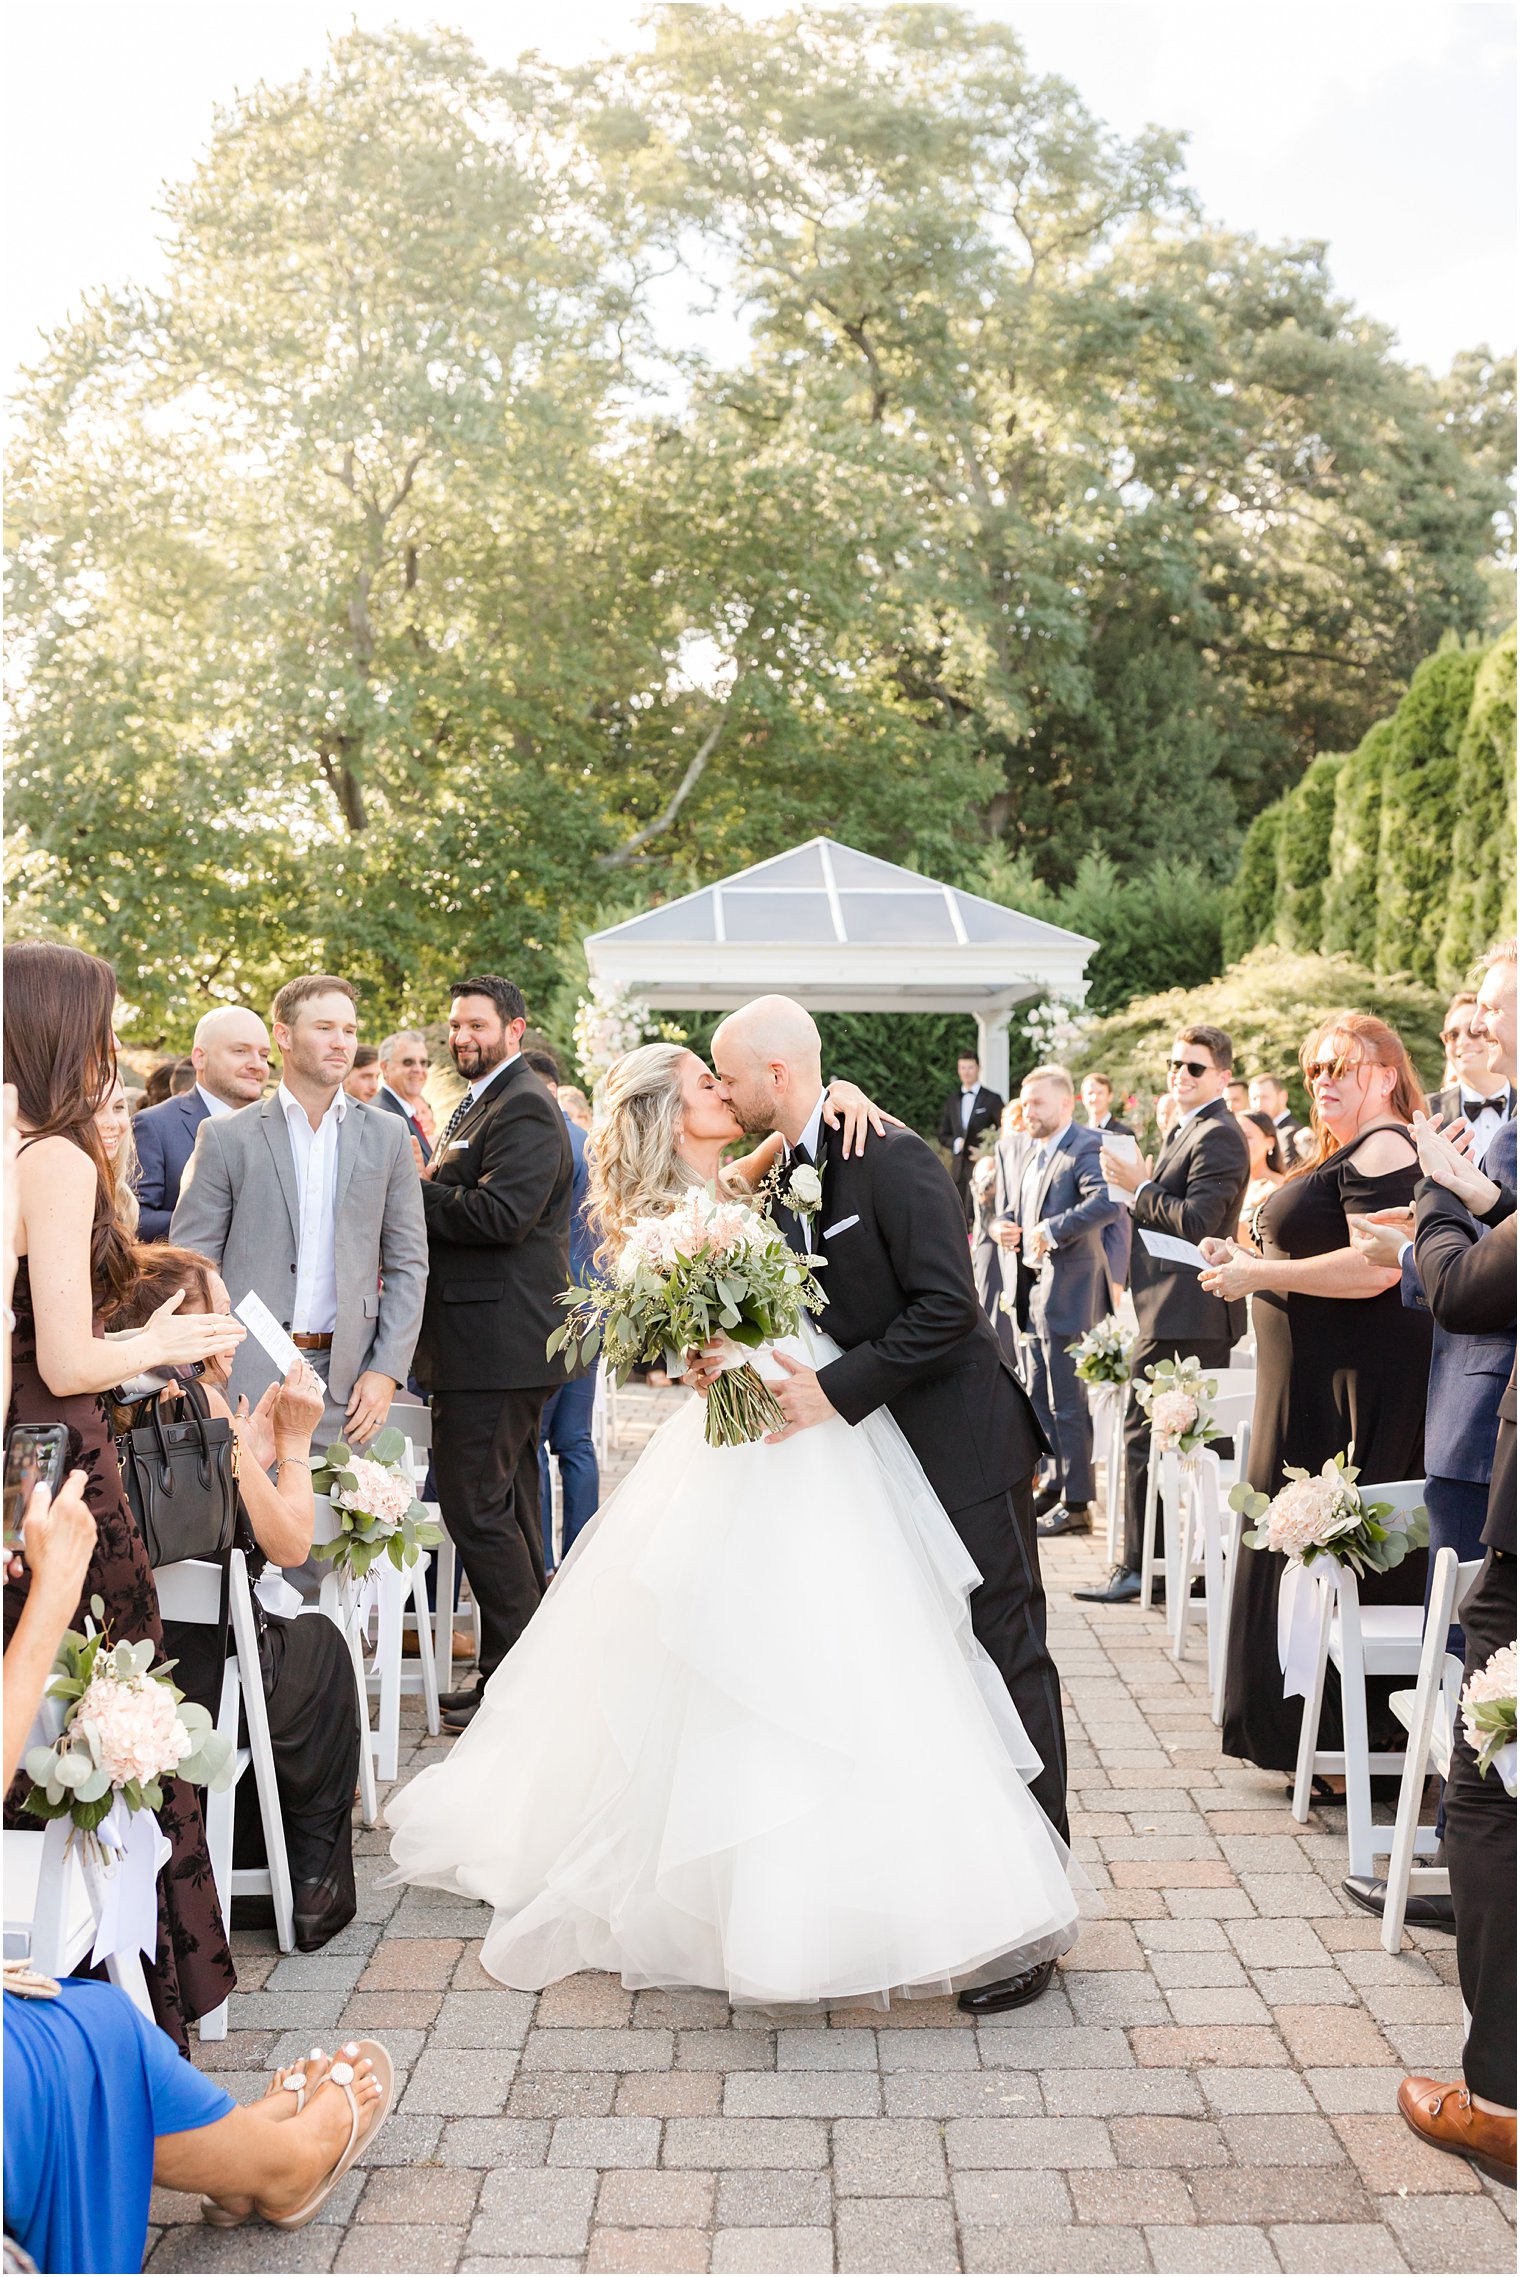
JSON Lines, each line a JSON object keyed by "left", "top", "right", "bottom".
{"left": 1263, "top": 1475, "right": 1350, "bottom": 1557}
{"left": 1462, "top": 1641, "right": 1517, "bottom": 1753}
{"left": 76, "top": 1670, "right": 191, "bottom": 1788}
{"left": 334, "top": 1457, "right": 414, "bottom": 1528}
{"left": 1148, "top": 1389, "right": 1198, "bottom": 1448}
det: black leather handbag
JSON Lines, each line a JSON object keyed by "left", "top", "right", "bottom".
{"left": 119, "top": 1383, "right": 239, "bottom": 1571}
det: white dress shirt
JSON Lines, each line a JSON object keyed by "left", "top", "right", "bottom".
{"left": 468, "top": 1055, "right": 517, "bottom": 1109}
{"left": 790, "top": 1091, "right": 829, "bottom": 1165}
{"left": 279, "top": 1082, "right": 347, "bottom": 1335}
{"left": 195, "top": 1083, "right": 235, "bottom": 1120}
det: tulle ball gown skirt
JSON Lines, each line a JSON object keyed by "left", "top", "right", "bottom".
{"left": 385, "top": 1338, "right": 1090, "bottom": 2006}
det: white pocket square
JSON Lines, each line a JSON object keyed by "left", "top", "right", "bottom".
{"left": 448, "top": 1138, "right": 471, "bottom": 1150}
{"left": 822, "top": 1214, "right": 860, "bottom": 1239}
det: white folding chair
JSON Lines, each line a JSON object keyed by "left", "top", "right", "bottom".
{"left": 3, "top": 1691, "right": 158, "bottom": 2019}
{"left": 1380, "top": 1548, "right": 1483, "bottom": 1953}
{"left": 1138, "top": 1367, "right": 1256, "bottom": 1612}
{"left": 307, "top": 1500, "right": 380, "bottom": 1827}
{"left": 1086, "top": 1384, "right": 1126, "bottom": 1564}
{"left": 1169, "top": 1388, "right": 1255, "bottom": 1670}
{"left": 307, "top": 1446, "right": 440, "bottom": 1795}
{"left": 156, "top": 1550, "right": 296, "bottom": 2037}
{"left": 1290, "top": 1480, "right": 1430, "bottom": 1878}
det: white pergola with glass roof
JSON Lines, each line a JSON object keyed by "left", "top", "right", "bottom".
{"left": 584, "top": 838, "right": 1097, "bottom": 1097}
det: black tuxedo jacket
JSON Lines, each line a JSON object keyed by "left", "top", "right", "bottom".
{"left": 414, "top": 1058, "right": 573, "bottom": 1394}
{"left": 1088, "top": 1112, "right": 1136, "bottom": 1141}
{"left": 937, "top": 1085, "right": 1004, "bottom": 1185}
{"left": 1413, "top": 1178, "right": 1518, "bottom": 1556}
{"left": 376, "top": 1082, "right": 432, "bottom": 1164}
{"left": 1129, "top": 1096, "right": 1251, "bottom": 1346}
{"left": 792, "top": 1123, "right": 1045, "bottom": 1512}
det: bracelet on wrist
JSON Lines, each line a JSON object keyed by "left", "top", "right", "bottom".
{"left": 275, "top": 1455, "right": 311, "bottom": 1471}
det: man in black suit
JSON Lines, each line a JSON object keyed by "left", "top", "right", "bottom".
{"left": 1248, "top": 1074, "right": 1307, "bottom": 1166}
{"left": 132, "top": 1005, "right": 271, "bottom": 1237}
{"left": 1076, "top": 1024, "right": 1251, "bottom": 1607}
{"left": 1079, "top": 1072, "right": 1132, "bottom": 1141}
{"left": 1390, "top": 1166, "right": 1516, "bottom": 2186}
{"left": 708, "top": 997, "right": 1064, "bottom": 2014}
{"left": 1427, "top": 990, "right": 1514, "bottom": 1162}
{"left": 416, "top": 977, "right": 573, "bottom": 1730}
{"left": 375, "top": 1029, "right": 434, "bottom": 1165}
{"left": 937, "top": 1051, "right": 1004, "bottom": 1224}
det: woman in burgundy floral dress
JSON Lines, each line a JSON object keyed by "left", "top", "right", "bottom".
{"left": 4, "top": 942, "right": 245, "bottom": 2047}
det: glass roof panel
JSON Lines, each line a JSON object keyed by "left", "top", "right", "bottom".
{"left": 837, "top": 892, "right": 956, "bottom": 943}
{"left": 614, "top": 897, "right": 717, "bottom": 941}
{"left": 824, "top": 844, "right": 923, "bottom": 888}
{"left": 737, "top": 843, "right": 827, "bottom": 888}
{"left": 720, "top": 891, "right": 837, "bottom": 942}
{"left": 955, "top": 895, "right": 1047, "bottom": 943}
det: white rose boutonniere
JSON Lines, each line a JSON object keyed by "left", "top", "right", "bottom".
{"left": 778, "top": 1161, "right": 825, "bottom": 1264}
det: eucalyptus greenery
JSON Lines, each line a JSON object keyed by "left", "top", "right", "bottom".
{"left": 311, "top": 1428, "right": 444, "bottom": 1581}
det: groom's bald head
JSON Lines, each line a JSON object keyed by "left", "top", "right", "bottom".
{"left": 712, "top": 996, "right": 824, "bottom": 1143}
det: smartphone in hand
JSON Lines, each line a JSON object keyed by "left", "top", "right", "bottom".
{"left": 2, "top": 1423, "right": 70, "bottom": 1553}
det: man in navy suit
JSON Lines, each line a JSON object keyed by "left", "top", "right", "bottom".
{"left": 132, "top": 1005, "right": 270, "bottom": 1237}
{"left": 524, "top": 1050, "right": 599, "bottom": 1572}
{"left": 375, "top": 1030, "right": 435, "bottom": 1164}
{"left": 997, "top": 1065, "right": 1120, "bottom": 1539}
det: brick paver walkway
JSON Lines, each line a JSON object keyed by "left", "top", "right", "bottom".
{"left": 147, "top": 1384, "right": 1517, "bottom": 2275}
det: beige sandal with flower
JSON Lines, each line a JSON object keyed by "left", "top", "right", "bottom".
{"left": 200, "top": 2041, "right": 392, "bottom": 2231}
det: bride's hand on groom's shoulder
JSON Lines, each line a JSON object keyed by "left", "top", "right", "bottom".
{"left": 764, "top": 1352, "right": 837, "bottom": 1442}
{"left": 822, "top": 1080, "right": 904, "bottom": 1159}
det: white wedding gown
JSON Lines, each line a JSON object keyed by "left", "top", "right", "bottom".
{"left": 384, "top": 1328, "right": 1092, "bottom": 2004}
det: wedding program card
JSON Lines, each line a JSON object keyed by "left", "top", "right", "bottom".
{"left": 234, "top": 1290, "right": 304, "bottom": 1379}
{"left": 1101, "top": 1131, "right": 1141, "bottom": 1206}
{"left": 1138, "top": 1229, "right": 1211, "bottom": 1270}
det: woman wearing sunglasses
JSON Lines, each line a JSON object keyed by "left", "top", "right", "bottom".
{"left": 1206, "top": 1013, "right": 1433, "bottom": 1775}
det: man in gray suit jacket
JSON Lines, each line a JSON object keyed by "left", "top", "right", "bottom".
{"left": 995, "top": 1066, "right": 1120, "bottom": 1539}
{"left": 173, "top": 973, "right": 428, "bottom": 1446}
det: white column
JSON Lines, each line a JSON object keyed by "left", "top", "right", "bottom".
{"left": 976, "top": 1009, "right": 1011, "bottom": 1100}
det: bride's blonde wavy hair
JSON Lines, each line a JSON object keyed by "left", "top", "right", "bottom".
{"left": 587, "top": 1043, "right": 748, "bottom": 1276}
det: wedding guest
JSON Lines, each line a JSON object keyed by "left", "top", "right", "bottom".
{"left": 971, "top": 1152, "right": 1004, "bottom": 1347}
{"left": 1225, "top": 1077, "right": 1250, "bottom": 1114}
{"left": 937, "top": 1051, "right": 1004, "bottom": 1226}
{"left": 996, "top": 1066, "right": 1118, "bottom": 1540}
{"left": 557, "top": 1085, "right": 593, "bottom": 1132}
{"left": 1391, "top": 1161, "right": 1515, "bottom": 2188}
{"left": 95, "top": 1070, "right": 141, "bottom": 1237}
{"left": 139, "top": 1059, "right": 179, "bottom": 1112}
{"left": 1249, "top": 1072, "right": 1307, "bottom": 1161}
{"left": 1152, "top": 1090, "right": 1178, "bottom": 1147}
{"left": 523, "top": 1050, "right": 600, "bottom": 1573}
{"left": 1428, "top": 985, "right": 1514, "bottom": 1158}
{"left": 1079, "top": 1072, "right": 1133, "bottom": 1138}
{"left": 376, "top": 1030, "right": 434, "bottom": 1164}
{"left": 1211, "top": 1013, "right": 1433, "bottom": 1775}
{"left": 1077, "top": 1026, "right": 1251, "bottom": 1606}
{"left": 112, "top": 1246, "right": 361, "bottom": 1951}
{"left": 3, "top": 941, "right": 244, "bottom": 2048}
{"left": 344, "top": 1044, "right": 382, "bottom": 1104}
{"left": 172, "top": 975, "right": 427, "bottom": 1449}
{"left": 169, "top": 1057, "right": 197, "bottom": 1095}
{"left": 418, "top": 979, "right": 573, "bottom": 1731}
{"left": 1236, "top": 1107, "right": 1285, "bottom": 1244}
{"left": 133, "top": 1006, "right": 271, "bottom": 1239}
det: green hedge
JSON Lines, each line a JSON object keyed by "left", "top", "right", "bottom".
{"left": 1439, "top": 623, "right": 1517, "bottom": 984}
{"left": 977, "top": 850, "right": 1225, "bottom": 1015}
{"left": 1275, "top": 751, "right": 1345, "bottom": 951}
{"left": 1220, "top": 806, "right": 1284, "bottom": 966}
{"left": 1066, "top": 946, "right": 1447, "bottom": 1124}
{"left": 1323, "top": 717, "right": 1394, "bottom": 959}
{"left": 1373, "top": 643, "right": 1485, "bottom": 984}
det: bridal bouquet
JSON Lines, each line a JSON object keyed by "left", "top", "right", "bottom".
{"left": 23, "top": 1597, "right": 233, "bottom": 1852}
{"left": 312, "top": 1429, "right": 443, "bottom": 1581}
{"left": 1069, "top": 1317, "right": 1134, "bottom": 1389}
{"left": 1228, "top": 1450, "right": 1428, "bottom": 1579}
{"left": 549, "top": 1185, "right": 825, "bottom": 1448}
{"left": 1136, "top": 1355, "right": 1220, "bottom": 1457}
{"left": 1460, "top": 1641, "right": 1517, "bottom": 1790}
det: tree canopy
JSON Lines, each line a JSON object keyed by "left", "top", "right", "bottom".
{"left": 6, "top": 11, "right": 1513, "bottom": 1040}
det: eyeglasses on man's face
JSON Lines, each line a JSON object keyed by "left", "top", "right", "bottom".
{"left": 1167, "top": 1056, "right": 1212, "bottom": 1078}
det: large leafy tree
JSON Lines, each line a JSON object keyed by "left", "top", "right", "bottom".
{"left": 6, "top": 9, "right": 1512, "bottom": 1038}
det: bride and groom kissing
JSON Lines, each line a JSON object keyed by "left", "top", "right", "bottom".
{"left": 386, "top": 995, "right": 1087, "bottom": 2011}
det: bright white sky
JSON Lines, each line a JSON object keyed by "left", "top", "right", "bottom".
{"left": 2, "top": 1, "right": 1514, "bottom": 392}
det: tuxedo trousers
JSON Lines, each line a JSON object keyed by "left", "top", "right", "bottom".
{"left": 951, "top": 1479, "right": 1069, "bottom": 1843}
{"left": 1443, "top": 1547, "right": 1516, "bottom": 2106}
{"left": 1122, "top": 1335, "right": 1236, "bottom": 1574}
{"left": 432, "top": 1387, "right": 549, "bottom": 1682}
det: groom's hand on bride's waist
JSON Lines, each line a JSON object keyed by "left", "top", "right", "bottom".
{"left": 764, "top": 1352, "right": 837, "bottom": 1442}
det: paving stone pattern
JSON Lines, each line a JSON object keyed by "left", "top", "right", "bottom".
{"left": 146, "top": 1384, "right": 1517, "bottom": 2275}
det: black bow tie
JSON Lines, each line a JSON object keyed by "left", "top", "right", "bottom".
{"left": 1471, "top": 1095, "right": 1509, "bottom": 1118}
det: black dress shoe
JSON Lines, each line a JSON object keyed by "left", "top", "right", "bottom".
{"left": 1343, "top": 1875, "right": 1456, "bottom": 1931}
{"left": 1033, "top": 1479, "right": 1064, "bottom": 1517}
{"left": 438, "top": 1682, "right": 485, "bottom": 1714}
{"left": 292, "top": 1876, "right": 357, "bottom": 1954}
{"left": 1073, "top": 1566, "right": 1145, "bottom": 1605}
{"left": 1037, "top": 1503, "right": 1092, "bottom": 1539}
{"left": 442, "top": 1692, "right": 484, "bottom": 1732}
{"left": 958, "top": 1958, "right": 1057, "bottom": 2014}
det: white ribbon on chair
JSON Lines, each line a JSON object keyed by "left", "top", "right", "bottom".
{"left": 63, "top": 1801, "right": 171, "bottom": 1968}
{"left": 1278, "top": 1562, "right": 1330, "bottom": 1700}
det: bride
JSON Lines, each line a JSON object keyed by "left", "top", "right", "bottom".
{"left": 384, "top": 1044, "right": 1089, "bottom": 2005}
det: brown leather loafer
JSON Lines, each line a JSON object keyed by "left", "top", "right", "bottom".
{"left": 1398, "top": 2075, "right": 1517, "bottom": 2186}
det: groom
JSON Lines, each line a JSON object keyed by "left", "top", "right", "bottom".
{"left": 702, "top": 997, "right": 1067, "bottom": 2013}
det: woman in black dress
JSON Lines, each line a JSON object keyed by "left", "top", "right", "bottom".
{"left": 4, "top": 942, "right": 246, "bottom": 2047}
{"left": 1204, "top": 1014, "right": 1433, "bottom": 1773}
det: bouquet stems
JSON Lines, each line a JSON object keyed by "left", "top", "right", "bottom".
{"left": 704, "top": 1363, "right": 787, "bottom": 1449}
